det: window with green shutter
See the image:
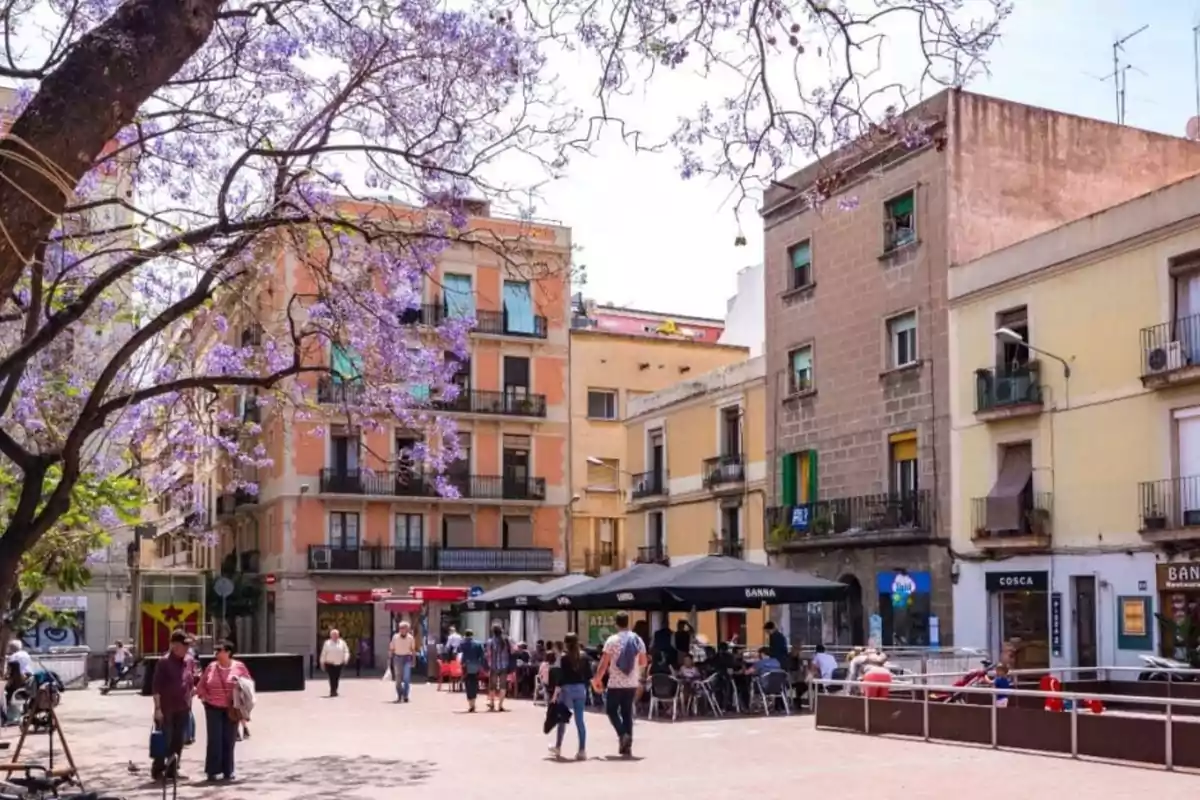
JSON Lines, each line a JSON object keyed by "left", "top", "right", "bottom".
{"left": 788, "top": 241, "right": 812, "bottom": 291}
{"left": 885, "top": 190, "right": 916, "bottom": 250}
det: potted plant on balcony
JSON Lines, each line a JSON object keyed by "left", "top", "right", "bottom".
{"left": 1026, "top": 507, "right": 1052, "bottom": 537}
{"left": 516, "top": 396, "right": 538, "bottom": 416}
{"left": 768, "top": 524, "right": 793, "bottom": 549}
{"left": 1142, "top": 505, "right": 1168, "bottom": 531}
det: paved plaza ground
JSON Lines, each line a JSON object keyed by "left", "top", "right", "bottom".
{"left": 8, "top": 679, "right": 1197, "bottom": 799}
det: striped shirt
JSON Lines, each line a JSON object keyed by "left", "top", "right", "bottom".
{"left": 197, "top": 660, "right": 249, "bottom": 709}
{"left": 485, "top": 635, "right": 511, "bottom": 671}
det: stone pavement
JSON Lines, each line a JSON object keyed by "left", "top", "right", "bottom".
{"left": 8, "top": 679, "right": 1196, "bottom": 800}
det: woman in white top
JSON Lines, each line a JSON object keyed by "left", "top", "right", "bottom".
{"left": 389, "top": 622, "right": 417, "bottom": 704}
{"left": 319, "top": 629, "right": 350, "bottom": 698}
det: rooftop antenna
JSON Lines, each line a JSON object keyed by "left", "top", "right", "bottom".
{"left": 1111, "top": 24, "right": 1148, "bottom": 125}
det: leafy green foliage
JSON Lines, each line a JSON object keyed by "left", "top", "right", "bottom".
{"left": 0, "top": 466, "right": 142, "bottom": 628}
{"left": 1155, "top": 611, "right": 1200, "bottom": 667}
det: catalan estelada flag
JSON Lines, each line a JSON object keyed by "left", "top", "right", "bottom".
{"left": 139, "top": 602, "right": 201, "bottom": 654}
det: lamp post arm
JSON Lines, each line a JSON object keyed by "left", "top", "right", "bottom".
{"left": 1021, "top": 343, "right": 1071, "bottom": 379}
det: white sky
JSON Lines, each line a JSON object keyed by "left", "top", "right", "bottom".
{"left": 553, "top": 0, "right": 1200, "bottom": 319}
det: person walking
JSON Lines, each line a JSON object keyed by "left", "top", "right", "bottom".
{"left": 484, "top": 623, "right": 512, "bottom": 712}
{"left": 592, "top": 611, "right": 646, "bottom": 758}
{"left": 389, "top": 621, "right": 417, "bottom": 703}
{"left": 549, "top": 633, "right": 591, "bottom": 761}
{"left": 458, "top": 629, "right": 485, "bottom": 712}
{"left": 320, "top": 629, "right": 350, "bottom": 697}
{"left": 151, "top": 630, "right": 196, "bottom": 781}
{"left": 196, "top": 640, "right": 251, "bottom": 782}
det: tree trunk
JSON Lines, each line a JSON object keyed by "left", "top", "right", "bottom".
{"left": 0, "top": 0, "right": 220, "bottom": 302}
{"left": 0, "top": 552, "right": 23, "bottom": 656}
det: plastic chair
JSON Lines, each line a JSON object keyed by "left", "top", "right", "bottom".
{"left": 647, "top": 673, "right": 683, "bottom": 721}
{"left": 692, "top": 673, "right": 723, "bottom": 717}
{"left": 438, "top": 659, "right": 463, "bottom": 692}
{"left": 751, "top": 670, "right": 792, "bottom": 716}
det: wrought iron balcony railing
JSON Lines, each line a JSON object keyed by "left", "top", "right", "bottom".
{"left": 434, "top": 389, "right": 547, "bottom": 418}
{"left": 631, "top": 470, "right": 667, "bottom": 500}
{"left": 766, "top": 489, "right": 933, "bottom": 543}
{"left": 703, "top": 454, "right": 745, "bottom": 487}
{"left": 319, "top": 468, "right": 546, "bottom": 501}
{"left": 974, "top": 362, "right": 1043, "bottom": 413}
{"left": 316, "top": 376, "right": 364, "bottom": 404}
{"left": 970, "top": 491, "right": 1053, "bottom": 539}
{"left": 1140, "top": 314, "right": 1200, "bottom": 377}
{"left": 1139, "top": 476, "right": 1200, "bottom": 532}
{"left": 708, "top": 536, "right": 744, "bottom": 558}
{"left": 397, "top": 302, "right": 548, "bottom": 339}
{"left": 635, "top": 543, "right": 668, "bottom": 564}
{"left": 307, "top": 545, "right": 555, "bottom": 572}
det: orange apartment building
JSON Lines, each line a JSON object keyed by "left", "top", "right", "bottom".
{"left": 212, "top": 201, "right": 571, "bottom": 666}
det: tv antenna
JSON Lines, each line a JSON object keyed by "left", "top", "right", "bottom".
{"left": 1109, "top": 24, "right": 1149, "bottom": 125}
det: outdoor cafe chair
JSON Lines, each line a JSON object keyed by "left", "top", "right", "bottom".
{"left": 692, "top": 673, "right": 724, "bottom": 717}
{"left": 647, "top": 673, "right": 684, "bottom": 721}
{"left": 750, "top": 670, "right": 792, "bottom": 716}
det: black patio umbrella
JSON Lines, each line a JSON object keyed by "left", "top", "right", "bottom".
{"left": 490, "top": 573, "right": 594, "bottom": 610}
{"left": 461, "top": 579, "right": 544, "bottom": 611}
{"left": 589, "top": 555, "right": 847, "bottom": 611}
{"left": 540, "top": 562, "right": 668, "bottom": 611}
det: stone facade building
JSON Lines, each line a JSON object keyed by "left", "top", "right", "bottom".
{"left": 762, "top": 88, "right": 1200, "bottom": 649}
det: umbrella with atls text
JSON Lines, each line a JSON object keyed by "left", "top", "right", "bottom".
{"left": 587, "top": 555, "right": 847, "bottom": 611}
{"left": 539, "top": 562, "right": 669, "bottom": 611}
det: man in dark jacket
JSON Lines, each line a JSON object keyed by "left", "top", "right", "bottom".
{"left": 152, "top": 630, "right": 195, "bottom": 781}
{"left": 764, "top": 621, "right": 789, "bottom": 664}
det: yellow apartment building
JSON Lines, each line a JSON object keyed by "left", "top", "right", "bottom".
{"left": 622, "top": 356, "right": 768, "bottom": 645}
{"left": 568, "top": 316, "right": 748, "bottom": 577}
{"left": 948, "top": 172, "right": 1200, "bottom": 673}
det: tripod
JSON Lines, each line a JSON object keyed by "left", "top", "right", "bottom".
{"left": 2, "top": 689, "right": 80, "bottom": 790}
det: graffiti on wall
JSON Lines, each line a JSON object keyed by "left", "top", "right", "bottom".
{"left": 21, "top": 614, "right": 86, "bottom": 651}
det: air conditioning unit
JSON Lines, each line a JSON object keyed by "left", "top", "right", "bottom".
{"left": 311, "top": 548, "right": 331, "bottom": 568}
{"left": 1146, "top": 341, "right": 1186, "bottom": 374}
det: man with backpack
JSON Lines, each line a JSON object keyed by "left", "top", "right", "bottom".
{"left": 458, "top": 629, "right": 485, "bottom": 712}
{"left": 592, "top": 611, "right": 647, "bottom": 758}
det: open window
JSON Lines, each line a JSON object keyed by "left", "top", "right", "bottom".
{"left": 984, "top": 442, "right": 1033, "bottom": 534}
{"left": 996, "top": 306, "right": 1029, "bottom": 370}
{"left": 788, "top": 346, "right": 813, "bottom": 394}
{"left": 788, "top": 240, "right": 812, "bottom": 291}
{"left": 884, "top": 191, "right": 916, "bottom": 251}
{"left": 887, "top": 311, "right": 918, "bottom": 369}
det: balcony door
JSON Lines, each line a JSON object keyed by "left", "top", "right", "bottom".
{"left": 720, "top": 504, "right": 740, "bottom": 556}
{"left": 995, "top": 306, "right": 1029, "bottom": 371}
{"left": 396, "top": 434, "right": 420, "bottom": 492}
{"left": 503, "top": 434, "right": 531, "bottom": 496}
{"left": 1177, "top": 412, "right": 1200, "bottom": 521}
{"left": 330, "top": 426, "right": 360, "bottom": 492}
{"left": 1175, "top": 268, "right": 1200, "bottom": 361}
{"left": 503, "top": 355, "right": 530, "bottom": 412}
{"left": 648, "top": 510, "right": 665, "bottom": 554}
{"left": 721, "top": 406, "right": 741, "bottom": 456}
{"left": 328, "top": 512, "right": 360, "bottom": 569}
{"left": 649, "top": 428, "right": 665, "bottom": 487}
{"left": 448, "top": 432, "right": 471, "bottom": 495}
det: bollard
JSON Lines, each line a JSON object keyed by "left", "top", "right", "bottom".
{"left": 863, "top": 688, "right": 870, "bottom": 734}
{"left": 922, "top": 686, "right": 930, "bottom": 741}
{"left": 1165, "top": 698, "right": 1173, "bottom": 770}
{"left": 1070, "top": 695, "right": 1078, "bottom": 758}
{"left": 308, "top": 653, "right": 315, "bottom": 680}
{"left": 990, "top": 693, "right": 998, "bottom": 749}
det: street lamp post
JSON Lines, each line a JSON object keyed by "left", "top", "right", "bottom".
{"left": 995, "top": 327, "right": 1071, "bottom": 379}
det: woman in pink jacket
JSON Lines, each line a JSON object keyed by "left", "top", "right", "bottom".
{"left": 196, "top": 640, "right": 251, "bottom": 782}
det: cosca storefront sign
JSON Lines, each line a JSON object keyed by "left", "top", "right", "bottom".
{"left": 985, "top": 571, "right": 1049, "bottom": 592}
{"left": 1157, "top": 562, "right": 1200, "bottom": 592}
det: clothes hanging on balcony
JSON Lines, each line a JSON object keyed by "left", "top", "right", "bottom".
{"left": 503, "top": 280, "right": 535, "bottom": 334}
{"left": 986, "top": 445, "right": 1033, "bottom": 532}
{"left": 330, "top": 343, "right": 363, "bottom": 382}
{"left": 444, "top": 274, "right": 474, "bottom": 318}
{"left": 408, "top": 383, "right": 430, "bottom": 403}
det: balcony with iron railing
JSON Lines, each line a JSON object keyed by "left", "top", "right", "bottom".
{"left": 318, "top": 468, "right": 546, "bottom": 502}
{"left": 635, "top": 543, "right": 669, "bottom": 565}
{"left": 631, "top": 470, "right": 667, "bottom": 500}
{"left": 974, "top": 361, "right": 1044, "bottom": 419}
{"left": 434, "top": 388, "right": 547, "bottom": 418}
{"left": 1138, "top": 475, "right": 1200, "bottom": 542}
{"left": 397, "top": 302, "right": 548, "bottom": 339}
{"left": 307, "top": 545, "right": 555, "bottom": 573}
{"left": 970, "top": 490, "right": 1053, "bottom": 550}
{"left": 316, "top": 376, "right": 364, "bottom": 405}
{"left": 703, "top": 454, "right": 745, "bottom": 488}
{"left": 216, "top": 488, "right": 259, "bottom": 517}
{"left": 708, "top": 535, "right": 744, "bottom": 558}
{"left": 584, "top": 542, "right": 617, "bottom": 576}
{"left": 1140, "top": 313, "right": 1200, "bottom": 387}
{"left": 766, "top": 489, "right": 934, "bottom": 550}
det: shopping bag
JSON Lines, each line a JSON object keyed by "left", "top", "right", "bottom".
{"left": 149, "top": 725, "right": 167, "bottom": 760}
{"left": 382, "top": 663, "right": 393, "bottom": 681}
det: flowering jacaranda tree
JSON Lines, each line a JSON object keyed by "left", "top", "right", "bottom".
{"left": 0, "top": 0, "right": 1008, "bottom": 632}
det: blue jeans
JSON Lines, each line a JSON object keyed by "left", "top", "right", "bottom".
{"left": 202, "top": 704, "right": 237, "bottom": 778}
{"left": 555, "top": 683, "right": 588, "bottom": 751}
{"left": 393, "top": 655, "right": 413, "bottom": 700}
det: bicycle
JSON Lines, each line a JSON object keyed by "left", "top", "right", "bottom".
{"left": 0, "top": 765, "right": 124, "bottom": 800}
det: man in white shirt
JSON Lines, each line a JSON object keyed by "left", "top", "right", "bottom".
{"left": 444, "top": 626, "right": 462, "bottom": 656}
{"left": 389, "top": 622, "right": 417, "bottom": 704}
{"left": 811, "top": 644, "right": 838, "bottom": 681}
{"left": 109, "top": 640, "right": 133, "bottom": 689}
{"left": 592, "top": 611, "right": 647, "bottom": 758}
{"left": 319, "top": 629, "right": 350, "bottom": 697}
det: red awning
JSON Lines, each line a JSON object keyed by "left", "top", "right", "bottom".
{"left": 384, "top": 600, "right": 424, "bottom": 613}
{"left": 410, "top": 586, "right": 469, "bottom": 602}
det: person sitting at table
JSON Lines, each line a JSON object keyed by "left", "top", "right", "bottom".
{"left": 648, "top": 648, "right": 674, "bottom": 677}
{"left": 533, "top": 641, "right": 547, "bottom": 663}
{"left": 745, "top": 646, "right": 781, "bottom": 677}
{"left": 514, "top": 642, "right": 531, "bottom": 665}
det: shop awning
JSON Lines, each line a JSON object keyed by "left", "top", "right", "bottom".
{"left": 986, "top": 446, "right": 1033, "bottom": 532}
{"left": 409, "top": 586, "right": 470, "bottom": 603}
{"left": 384, "top": 600, "right": 424, "bottom": 613}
